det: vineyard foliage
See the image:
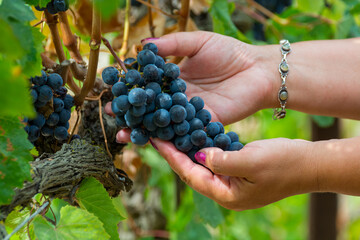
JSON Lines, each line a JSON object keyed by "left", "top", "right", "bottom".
{"left": 1, "top": 0, "right": 360, "bottom": 239}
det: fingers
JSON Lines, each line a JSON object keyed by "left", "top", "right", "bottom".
{"left": 104, "top": 102, "right": 115, "bottom": 117}
{"left": 196, "top": 147, "right": 254, "bottom": 177}
{"left": 116, "top": 128, "right": 131, "bottom": 143}
{"left": 142, "top": 31, "right": 213, "bottom": 58}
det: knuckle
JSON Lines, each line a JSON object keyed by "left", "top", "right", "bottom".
{"left": 209, "top": 151, "right": 225, "bottom": 174}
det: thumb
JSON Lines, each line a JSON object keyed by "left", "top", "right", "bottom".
{"left": 141, "top": 31, "right": 213, "bottom": 58}
{"left": 195, "top": 147, "right": 253, "bottom": 177}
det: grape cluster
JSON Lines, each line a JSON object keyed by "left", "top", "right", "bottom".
{"left": 103, "top": 43, "right": 244, "bottom": 162}
{"left": 35, "top": 0, "right": 69, "bottom": 14}
{"left": 24, "top": 71, "right": 75, "bottom": 143}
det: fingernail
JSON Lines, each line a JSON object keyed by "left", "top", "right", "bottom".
{"left": 141, "top": 37, "right": 160, "bottom": 43}
{"left": 194, "top": 152, "right": 206, "bottom": 165}
{"left": 149, "top": 138, "right": 158, "bottom": 151}
{"left": 116, "top": 139, "right": 126, "bottom": 144}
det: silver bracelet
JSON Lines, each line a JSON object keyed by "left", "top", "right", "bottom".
{"left": 273, "top": 39, "right": 291, "bottom": 120}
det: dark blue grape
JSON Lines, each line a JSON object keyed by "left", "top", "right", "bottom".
{"left": 124, "top": 111, "right": 143, "bottom": 128}
{"left": 214, "top": 133, "right": 231, "bottom": 151}
{"left": 187, "top": 146, "right": 200, "bottom": 162}
{"left": 115, "top": 115, "right": 127, "bottom": 128}
{"left": 155, "top": 55, "right": 165, "bottom": 69}
{"left": 143, "top": 64, "right": 159, "bottom": 82}
{"left": 215, "top": 122, "right": 225, "bottom": 134}
{"left": 102, "top": 67, "right": 119, "bottom": 85}
{"left": 143, "top": 113, "right": 157, "bottom": 132}
{"left": 71, "top": 134, "right": 81, "bottom": 141}
{"left": 58, "top": 109, "right": 71, "bottom": 124}
{"left": 63, "top": 94, "right": 74, "bottom": 109}
{"left": 54, "top": 0, "right": 68, "bottom": 12}
{"left": 30, "top": 114, "right": 46, "bottom": 128}
{"left": 55, "top": 86, "right": 67, "bottom": 99}
{"left": 175, "top": 135, "right": 193, "bottom": 153}
{"left": 111, "top": 100, "right": 124, "bottom": 116}
{"left": 128, "top": 88, "right": 147, "bottom": 106}
{"left": 170, "top": 79, "right": 187, "bottom": 93}
{"left": 35, "top": 5, "right": 46, "bottom": 11}
{"left": 196, "top": 109, "right": 211, "bottom": 126}
{"left": 54, "top": 126, "right": 68, "bottom": 141}
{"left": 143, "top": 43, "right": 158, "bottom": 55}
{"left": 201, "top": 137, "right": 213, "bottom": 148}
{"left": 155, "top": 93, "right": 172, "bottom": 109}
{"left": 46, "top": 1, "right": 58, "bottom": 14}
{"left": 124, "top": 57, "right": 138, "bottom": 69}
{"left": 226, "top": 131, "right": 239, "bottom": 143}
{"left": 37, "top": 85, "right": 53, "bottom": 102}
{"left": 164, "top": 63, "right": 180, "bottom": 80}
{"left": 157, "top": 68, "right": 164, "bottom": 83}
{"left": 145, "top": 88, "right": 156, "bottom": 104}
{"left": 189, "top": 118, "right": 204, "bottom": 134}
{"left": 58, "top": 121, "right": 70, "bottom": 129}
{"left": 125, "top": 70, "right": 141, "bottom": 85}
{"left": 53, "top": 98, "right": 64, "bottom": 112}
{"left": 31, "top": 89, "right": 38, "bottom": 103}
{"left": 156, "top": 126, "right": 175, "bottom": 140}
{"left": 169, "top": 105, "right": 187, "bottom": 123}
{"left": 28, "top": 125, "right": 40, "bottom": 142}
{"left": 153, "top": 109, "right": 171, "bottom": 127}
{"left": 206, "top": 122, "right": 220, "bottom": 138}
{"left": 129, "top": 105, "right": 146, "bottom": 117}
{"left": 146, "top": 101, "right": 156, "bottom": 113}
{"left": 46, "top": 112, "right": 59, "bottom": 127}
{"left": 112, "top": 82, "right": 128, "bottom": 97}
{"left": 130, "top": 128, "right": 149, "bottom": 146}
{"left": 145, "top": 82, "right": 161, "bottom": 95}
{"left": 114, "top": 95, "right": 131, "bottom": 111}
{"left": 137, "top": 50, "right": 156, "bottom": 66}
{"left": 41, "top": 126, "right": 54, "bottom": 137}
{"left": 190, "top": 96, "right": 204, "bottom": 112}
{"left": 190, "top": 130, "right": 207, "bottom": 147}
{"left": 229, "top": 142, "right": 244, "bottom": 151}
{"left": 34, "top": 100, "right": 47, "bottom": 108}
{"left": 32, "top": 70, "right": 47, "bottom": 86}
{"left": 173, "top": 120, "right": 190, "bottom": 136}
{"left": 47, "top": 73, "right": 63, "bottom": 90}
{"left": 172, "top": 92, "right": 187, "bottom": 106}
{"left": 185, "top": 103, "right": 196, "bottom": 121}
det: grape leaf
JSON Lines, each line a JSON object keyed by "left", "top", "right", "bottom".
{"left": 193, "top": 191, "right": 224, "bottom": 228}
{"left": 5, "top": 207, "right": 35, "bottom": 240}
{"left": 92, "top": 0, "right": 125, "bottom": 20}
{"left": 33, "top": 205, "right": 110, "bottom": 240}
{"left": 296, "top": 0, "right": 324, "bottom": 14}
{"left": 76, "top": 177, "right": 124, "bottom": 240}
{"left": 0, "top": 0, "right": 35, "bottom": 22}
{"left": 0, "top": 117, "right": 33, "bottom": 205}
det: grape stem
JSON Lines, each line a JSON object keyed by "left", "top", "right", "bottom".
{"left": 119, "top": 0, "right": 130, "bottom": 57}
{"left": 102, "top": 37, "right": 128, "bottom": 73}
{"left": 147, "top": 0, "right": 155, "bottom": 38}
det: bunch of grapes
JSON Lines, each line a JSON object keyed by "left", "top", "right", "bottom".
{"left": 103, "top": 43, "right": 244, "bottom": 162}
{"left": 35, "top": 0, "right": 69, "bottom": 14}
{"left": 24, "top": 71, "right": 75, "bottom": 144}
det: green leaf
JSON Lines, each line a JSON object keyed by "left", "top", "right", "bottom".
{"left": 335, "top": 15, "right": 353, "bottom": 39}
{"left": 0, "top": 117, "right": 33, "bottom": 205}
{"left": 45, "top": 198, "right": 69, "bottom": 223}
{"left": 193, "top": 191, "right": 224, "bottom": 228}
{"left": 5, "top": 207, "right": 35, "bottom": 240}
{"left": 178, "top": 216, "right": 212, "bottom": 240}
{"left": 33, "top": 205, "right": 110, "bottom": 240}
{"left": 111, "top": 196, "right": 128, "bottom": 219}
{"left": 295, "top": 0, "right": 324, "bottom": 14}
{"left": 92, "top": 0, "right": 125, "bottom": 20}
{"left": 76, "top": 177, "right": 124, "bottom": 240}
{"left": 0, "top": 0, "right": 35, "bottom": 22}
{"left": 311, "top": 115, "right": 335, "bottom": 128}
{"left": 350, "top": 3, "right": 360, "bottom": 15}
{"left": 209, "top": 0, "right": 250, "bottom": 43}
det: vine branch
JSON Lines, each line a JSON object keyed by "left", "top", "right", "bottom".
{"left": 147, "top": 0, "right": 155, "bottom": 38}
{"left": 102, "top": 37, "right": 128, "bottom": 73}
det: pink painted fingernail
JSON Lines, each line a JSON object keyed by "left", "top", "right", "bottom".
{"left": 149, "top": 138, "right": 158, "bottom": 151}
{"left": 194, "top": 152, "right": 206, "bottom": 165}
{"left": 141, "top": 37, "right": 160, "bottom": 43}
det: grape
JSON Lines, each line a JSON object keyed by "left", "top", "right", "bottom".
{"left": 54, "top": 126, "right": 68, "bottom": 141}
{"left": 196, "top": 109, "right": 211, "bottom": 126}
{"left": 145, "top": 82, "right": 161, "bottom": 95}
{"left": 53, "top": 98, "right": 64, "bottom": 112}
{"left": 145, "top": 88, "right": 156, "bottom": 104}
{"left": 129, "top": 105, "right": 146, "bottom": 117}
{"left": 30, "top": 114, "right": 46, "bottom": 128}
{"left": 155, "top": 55, "right": 165, "bottom": 69}
{"left": 46, "top": 1, "right": 58, "bottom": 14}
{"left": 32, "top": 70, "right": 47, "bottom": 86}
{"left": 190, "top": 130, "right": 207, "bottom": 147}
{"left": 35, "top": 5, "right": 46, "bottom": 11}
{"left": 102, "top": 67, "right": 119, "bottom": 85}
{"left": 169, "top": 105, "right": 187, "bottom": 123}
{"left": 143, "top": 43, "right": 158, "bottom": 55}
{"left": 174, "top": 135, "right": 193, "bottom": 153}
{"left": 229, "top": 142, "right": 244, "bottom": 151}
{"left": 145, "top": 101, "right": 156, "bottom": 113}
{"left": 226, "top": 131, "right": 239, "bottom": 143}
{"left": 214, "top": 134, "right": 231, "bottom": 151}
{"left": 41, "top": 126, "right": 54, "bottom": 137}
{"left": 201, "top": 137, "right": 214, "bottom": 148}
{"left": 58, "top": 109, "right": 71, "bottom": 124}
{"left": 130, "top": 128, "right": 149, "bottom": 146}
{"left": 128, "top": 88, "right": 147, "bottom": 106}
{"left": 173, "top": 120, "right": 190, "bottom": 136}
{"left": 172, "top": 92, "right": 188, "bottom": 106}
{"left": 155, "top": 93, "right": 172, "bottom": 109}
{"left": 143, "top": 113, "right": 157, "bottom": 131}
{"left": 63, "top": 94, "right": 74, "bottom": 109}
{"left": 185, "top": 103, "right": 196, "bottom": 121}
{"left": 137, "top": 50, "right": 156, "bottom": 66}
{"left": 215, "top": 122, "right": 225, "bottom": 134}
{"left": 164, "top": 63, "right": 180, "bottom": 80}
{"left": 124, "top": 57, "right": 138, "bottom": 69}
{"left": 170, "top": 79, "right": 186, "bottom": 93}
{"left": 187, "top": 146, "right": 200, "bottom": 162}
{"left": 189, "top": 97, "right": 204, "bottom": 112}
{"left": 156, "top": 125, "right": 175, "bottom": 140}
{"left": 206, "top": 122, "right": 220, "bottom": 138}
{"left": 143, "top": 64, "right": 159, "bottom": 82}
{"left": 124, "top": 111, "right": 143, "bottom": 128}
{"left": 28, "top": 125, "right": 40, "bottom": 142}
{"left": 125, "top": 69, "right": 141, "bottom": 85}
{"left": 58, "top": 121, "right": 70, "bottom": 130}
{"left": 47, "top": 73, "right": 63, "bottom": 90}
{"left": 34, "top": 100, "right": 47, "bottom": 108}
{"left": 55, "top": 86, "right": 68, "bottom": 99}
{"left": 46, "top": 112, "right": 60, "bottom": 126}
{"left": 189, "top": 118, "right": 204, "bottom": 134}
{"left": 112, "top": 82, "right": 128, "bottom": 97}
{"left": 153, "top": 109, "right": 170, "bottom": 127}
{"left": 114, "top": 95, "right": 131, "bottom": 111}
{"left": 31, "top": 89, "right": 38, "bottom": 103}
{"left": 157, "top": 68, "right": 164, "bottom": 83}
{"left": 37, "top": 85, "right": 53, "bottom": 102}
{"left": 71, "top": 134, "right": 81, "bottom": 141}
{"left": 53, "top": 0, "right": 68, "bottom": 12}
{"left": 115, "top": 115, "right": 127, "bottom": 128}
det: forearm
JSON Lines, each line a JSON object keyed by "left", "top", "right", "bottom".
{"left": 259, "top": 38, "right": 360, "bottom": 119}
{"left": 311, "top": 136, "right": 360, "bottom": 195}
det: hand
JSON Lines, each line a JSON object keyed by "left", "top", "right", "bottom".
{"left": 117, "top": 130, "right": 317, "bottom": 210}
{"left": 141, "top": 31, "right": 278, "bottom": 125}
